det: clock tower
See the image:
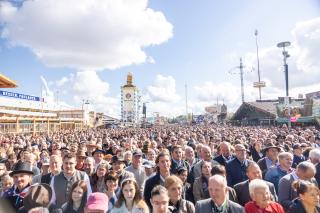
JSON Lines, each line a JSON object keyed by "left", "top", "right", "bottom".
{"left": 121, "top": 72, "right": 141, "bottom": 126}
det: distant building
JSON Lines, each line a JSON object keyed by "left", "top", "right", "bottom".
{"left": 120, "top": 73, "right": 141, "bottom": 126}
{"left": 231, "top": 95, "right": 320, "bottom": 126}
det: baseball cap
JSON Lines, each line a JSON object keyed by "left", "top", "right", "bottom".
{"left": 143, "top": 160, "right": 155, "bottom": 169}
{"left": 292, "top": 143, "right": 301, "bottom": 149}
{"left": 111, "top": 156, "right": 125, "bottom": 164}
{"left": 86, "top": 192, "right": 108, "bottom": 212}
{"left": 132, "top": 149, "right": 143, "bottom": 156}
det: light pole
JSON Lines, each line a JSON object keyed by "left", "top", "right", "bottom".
{"left": 277, "top": 41, "right": 291, "bottom": 129}
{"left": 253, "top": 30, "right": 266, "bottom": 100}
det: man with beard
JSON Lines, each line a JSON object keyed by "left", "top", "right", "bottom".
{"left": 84, "top": 157, "right": 95, "bottom": 177}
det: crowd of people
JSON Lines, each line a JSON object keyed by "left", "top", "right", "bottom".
{"left": 0, "top": 124, "right": 320, "bottom": 213}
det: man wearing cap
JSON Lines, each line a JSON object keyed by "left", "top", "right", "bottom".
{"left": 111, "top": 155, "right": 134, "bottom": 187}
{"left": 92, "top": 148, "right": 107, "bottom": 170}
{"left": 292, "top": 143, "right": 306, "bottom": 168}
{"left": 2, "top": 161, "right": 34, "bottom": 209}
{"left": 125, "top": 149, "right": 147, "bottom": 195}
{"left": 143, "top": 160, "right": 156, "bottom": 178}
{"left": 257, "top": 143, "right": 280, "bottom": 177}
{"left": 50, "top": 153, "right": 92, "bottom": 208}
{"left": 84, "top": 192, "right": 108, "bottom": 213}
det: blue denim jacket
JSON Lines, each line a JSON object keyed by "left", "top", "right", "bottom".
{"left": 264, "top": 165, "right": 289, "bottom": 192}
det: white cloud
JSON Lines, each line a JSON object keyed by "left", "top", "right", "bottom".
{"left": 141, "top": 75, "right": 183, "bottom": 117}
{"left": 0, "top": 0, "right": 173, "bottom": 70}
{"left": 146, "top": 74, "right": 180, "bottom": 102}
{"left": 53, "top": 71, "right": 119, "bottom": 117}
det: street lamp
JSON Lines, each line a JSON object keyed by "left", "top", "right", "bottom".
{"left": 277, "top": 41, "right": 291, "bottom": 128}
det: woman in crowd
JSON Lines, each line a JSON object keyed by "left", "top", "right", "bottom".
{"left": 62, "top": 180, "right": 88, "bottom": 213}
{"left": 176, "top": 166, "right": 193, "bottom": 203}
{"left": 164, "top": 175, "right": 195, "bottom": 213}
{"left": 91, "top": 162, "right": 108, "bottom": 192}
{"left": 290, "top": 180, "right": 320, "bottom": 213}
{"left": 192, "top": 161, "right": 212, "bottom": 202}
{"left": 111, "top": 178, "right": 149, "bottom": 213}
{"left": 105, "top": 171, "right": 119, "bottom": 213}
{"left": 245, "top": 179, "right": 285, "bottom": 213}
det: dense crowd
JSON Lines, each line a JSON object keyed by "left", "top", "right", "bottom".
{"left": 0, "top": 124, "right": 320, "bottom": 213}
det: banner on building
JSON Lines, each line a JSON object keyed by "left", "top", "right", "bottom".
{"left": 0, "top": 90, "right": 42, "bottom": 102}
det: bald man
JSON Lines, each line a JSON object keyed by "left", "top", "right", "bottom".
{"left": 195, "top": 175, "right": 244, "bottom": 213}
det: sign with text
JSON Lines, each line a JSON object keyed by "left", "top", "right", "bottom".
{"left": 0, "top": 90, "right": 42, "bottom": 102}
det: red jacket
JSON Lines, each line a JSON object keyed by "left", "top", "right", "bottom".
{"left": 245, "top": 201, "right": 285, "bottom": 213}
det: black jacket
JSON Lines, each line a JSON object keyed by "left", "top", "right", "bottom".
{"left": 234, "top": 180, "right": 277, "bottom": 206}
{"left": 289, "top": 198, "right": 320, "bottom": 213}
{"left": 213, "top": 155, "right": 233, "bottom": 167}
{"left": 144, "top": 173, "right": 163, "bottom": 209}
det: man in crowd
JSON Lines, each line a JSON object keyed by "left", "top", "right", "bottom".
{"left": 226, "top": 144, "right": 253, "bottom": 186}
{"left": 170, "top": 145, "right": 189, "bottom": 174}
{"left": 125, "top": 149, "right": 147, "bottom": 195}
{"left": 214, "top": 141, "right": 233, "bottom": 167}
{"left": 309, "top": 148, "right": 320, "bottom": 185}
{"left": 144, "top": 151, "right": 171, "bottom": 209}
{"left": 257, "top": 143, "right": 280, "bottom": 176}
{"left": 188, "top": 145, "right": 219, "bottom": 183}
{"left": 83, "top": 157, "right": 95, "bottom": 177}
{"left": 33, "top": 155, "right": 62, "bottom": 185}
{"left": 278, "top": 161, "right": 317, "bottom": 211}
{"left": 111, "top": 155, "right": 134, "bottom": 186}
{"left": 2, "top": 161, "right": 34, "bottom": 209}
{"left": 292, "top": 143, "right": 306, "bottom": 168}
{"left": 184, "top": 146, "right": 199, "bottom": 168}
{"left": 50, "top": 153, "right": 92, "bottom": 207}
{"left": 234, "top": 162, "right": 277, "bottom": 206}
{"left": 195, "top": 175, "right": 244, "bottom": 213}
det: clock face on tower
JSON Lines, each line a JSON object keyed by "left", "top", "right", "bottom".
{"left": 125, "top": 93, "right": 132, "bottom": 100}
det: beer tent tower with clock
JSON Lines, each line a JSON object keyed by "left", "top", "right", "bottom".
{"left": 120, "top": 72, "right": 140, "bottom": 126}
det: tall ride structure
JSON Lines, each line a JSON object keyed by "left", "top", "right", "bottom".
{"left": 120, "top": 73, "right": 140, "bottom": 126}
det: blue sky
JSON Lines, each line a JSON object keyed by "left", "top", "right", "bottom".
{"left": 0, "top": 0, "right": 319, "bottom": 117}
